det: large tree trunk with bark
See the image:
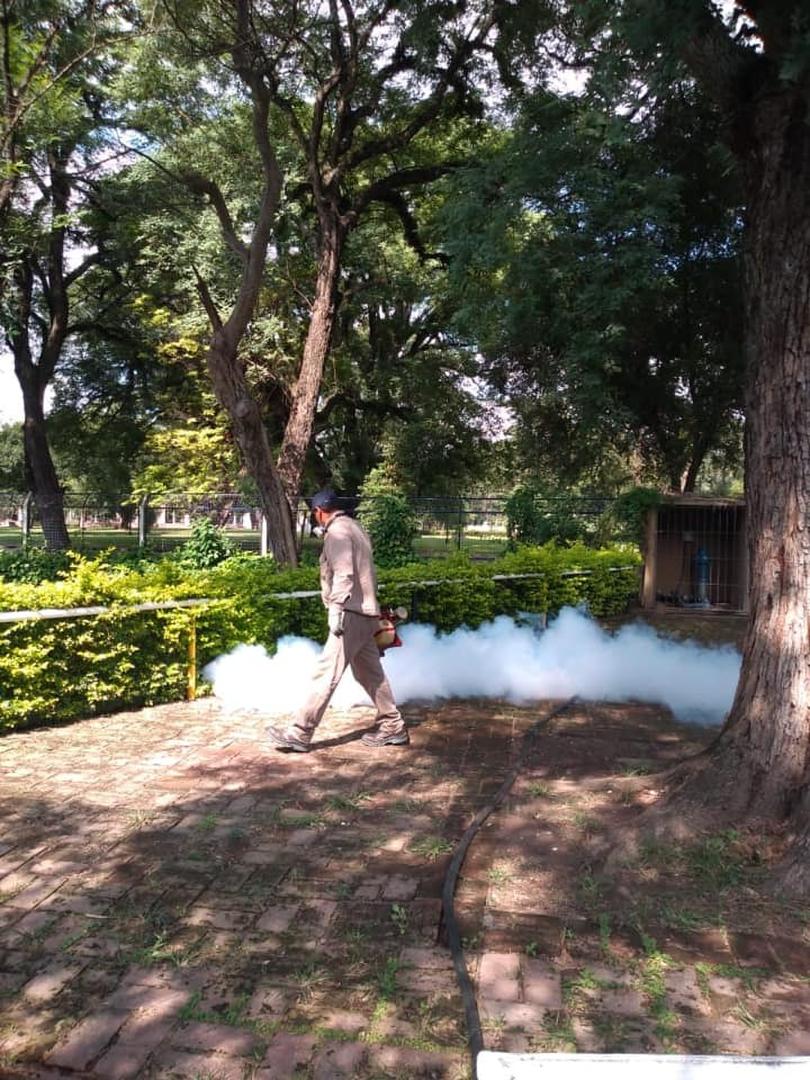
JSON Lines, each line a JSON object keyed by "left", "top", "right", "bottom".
{"left": 681, "top": 435, "right": 711, "bottom": 493}
{"left": 647, "top": 89, "right": 810, "bottom": 894}
{"left": 729, "top": 93, "right": 810, "bottom": 836}
{"left": 185, "top": 3, "right": 299, "bottom": 562}
{"left": 207, "top": 330, "right": 298, "bottom": 565}
{"left": 8, "top": 259, "right": 71, "bottom": 551}
{"left": 277, "top": 220, "right": 344, "bottom": 501}
{"left": 19, "top": 375, "right": 70, "bottom": 550}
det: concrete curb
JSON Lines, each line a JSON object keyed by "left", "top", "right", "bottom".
{"left": 477, "top": 1054, "right": 810, "bottom": 1079}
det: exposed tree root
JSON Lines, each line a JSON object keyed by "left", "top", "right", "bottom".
{"left": 599, "top": 742, "right": 810, "bottom": 899}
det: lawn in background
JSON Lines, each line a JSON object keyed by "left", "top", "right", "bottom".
{"left": 0, "top": 526, "right": 508, "bottom": 560}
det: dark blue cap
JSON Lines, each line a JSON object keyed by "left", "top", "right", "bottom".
{"left": 309, "top": 488, "right": 339, "bottom": 510}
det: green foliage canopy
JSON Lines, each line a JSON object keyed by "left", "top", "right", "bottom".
{"left": 444, "top": 79, "right": 745, "bottom": 493}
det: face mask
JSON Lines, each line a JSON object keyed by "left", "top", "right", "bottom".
{"left": 312, "top": 524, "right": 325, "bottom": 538}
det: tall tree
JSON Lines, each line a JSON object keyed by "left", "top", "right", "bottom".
{"left": 444, "top": 82, "right": 745, "bottom": 492}
{"left": 144, "top": 0, "right": 500, "bottom": 562}
{"left": 38, "top": 151, "right": 243, "bottom": 510}
{"left": 0, "top": 0, "right": 107, "bottom": 224}
{"left": 106, "top": 133, "right": 490, "bottom": 500}
{"left": 182, "top": 0, "right": 298, "bottom": 562}
{"left": 1, "top": 0, "right": 130, "bottom": 548}
{"left": 315, "top": 223, "right": 493, "bottom": 496}
{"left": 572, "top": 1, "right": 810, "bottom": 893}
{"left": 253, "top": 0, "right": 499, "bottom": 501}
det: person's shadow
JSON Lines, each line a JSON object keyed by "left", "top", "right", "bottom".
{"left": 307, "top": 725, "right": 376, "bottom": 750}
{"left": 305, "top": 713, "right": 424, "bottom": 750}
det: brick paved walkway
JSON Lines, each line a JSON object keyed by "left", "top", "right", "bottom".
{"left": 1, "top": 697, "right": 533, "bottom": 1078}
{"left": 2, "top": 697, "right": 809, "bottom": 1078}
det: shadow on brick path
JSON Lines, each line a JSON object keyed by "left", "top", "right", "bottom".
{"left": 1, "top": 697, "right": 523, "bottom": 1079}
{"left": 1, "top": 695, "right": 809, "bottom": 1077}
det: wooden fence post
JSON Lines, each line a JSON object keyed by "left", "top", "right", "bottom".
{"left": 641, "top": 505, "right": 658, "bottom": 608}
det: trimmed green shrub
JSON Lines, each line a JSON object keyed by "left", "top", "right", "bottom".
{"left": 505, "top": 483, "right": 596, "bottom": 547}
{"left": 378, "top": 544, "right": 640, "bottom": 631}
{"left": 0, "top": 544, "right": 640, "bottom": 732}
{"left": 178, "top": 518, "right": 238, "bottom": 569}
{"left": 0, "top": 547, "right": 73, "bottom": 584}
{"left": 357, "top": 466, "right": 420, "bottom": 567}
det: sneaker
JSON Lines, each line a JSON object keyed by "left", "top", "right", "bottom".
{"left": 266, "top": 724, "right": 310, "bottom": 753}
{"left": 361, "top": 729, "right": 410, "bottom": 748}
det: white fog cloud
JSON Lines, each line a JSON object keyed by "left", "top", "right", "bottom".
{"left": 204, "top": 607, "right": 740, "bottom": 726}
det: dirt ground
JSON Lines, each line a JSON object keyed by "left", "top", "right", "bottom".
{"left": 2, "top": 611, "right": 809, "bottom": 1079}
{"left": 602, "top": 609, "right": 748, "bottom": 650}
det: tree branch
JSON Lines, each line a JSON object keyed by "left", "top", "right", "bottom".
{"left": 220, "top": 0, "right": 284, "bottom": 346}
{"left": 13, "top": 18, "right": 62, "bottom": 105}
{"left": 679, "top": 3, "right": 762, "bottom": 113}
{"left": 264, "top": 70, "right": 313, "bottom": 158}
{"left": 337, "top": 9, "right": 497, "bottom": 177}
{"left": 8, "top": 263, "right": 35, "bottom": 387}
{"left": 64, "top": 251, "right": 100, "bottom": 289}
{"left": 316, "top": 390, "right": 412, "bottom": 426}
{"left": 328, "top": 0, "right": 365, "bottom": 167}
{"left": 309, "top": 65, "right": 343, "bottom": 199}
{"left": 0, "top": 32, "right": 124, "bottom": 156}
{"left": 39, "top": 146, "right": 72, "bottom": 384}
{"left": 352, "top": 163, "right": 460, "bottom": 215}
{"left": 192, "top": 265, "right": 223, "bottom": 332}
{"left": 182, "top": 170, "right": 248, "bottom": 262}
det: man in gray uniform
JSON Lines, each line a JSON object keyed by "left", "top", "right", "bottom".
{"left": 266, "top": 489, "right": 409, "bottom": 752}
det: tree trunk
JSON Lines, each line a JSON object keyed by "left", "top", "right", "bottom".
{"left": 714, "top": 98, "right": 810, "bottom": 813}
{"left": 681, "top": 414, "right": 718, "bottom": 494}
{"left": 778, "top": 788, "right": 810, "bottom": 894}
{"left": 0, "top": 176, "right": 13, "bottom": 220}
{"left": 277, "top": 221, "right": 344, "bottom": 501}
{"left": 187, "top": 12, "right": 294, "bottom": 558}
{"left": 17, "top": 365, "right": 70, "bottom": 550}
{"left": 681, "top": 444, "right": 707, "bottom": 493}
{"left": 8, "top": 259, "right": 70, "bottom": 551}
{"left": 652, "top": 91, "right": 810, "bottom": 892}
{"left": 207, "top": 330, "right": 298, "bottom": 565}
{"left": 668, "top": 468, "right": 686, "bottom": 494}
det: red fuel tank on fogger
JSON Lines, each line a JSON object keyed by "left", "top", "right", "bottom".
{"left": 374, "top": 606, "right": 408, "bottom": 653}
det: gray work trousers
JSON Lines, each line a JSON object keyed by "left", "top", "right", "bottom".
{"left": 291, "top": 610, "right": 403, "bottom": 740}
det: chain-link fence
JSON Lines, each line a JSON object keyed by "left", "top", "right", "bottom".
{"left": 0, "top": 490, "right": 622, "bottom": 559}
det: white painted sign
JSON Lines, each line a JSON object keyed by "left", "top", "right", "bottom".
{"left": 477, "top": 1054, "right": 810, "bottom": 1080}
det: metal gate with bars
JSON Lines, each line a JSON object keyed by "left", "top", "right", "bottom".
{"left": 641, "top": 496, "right": 747, "bottom": 612}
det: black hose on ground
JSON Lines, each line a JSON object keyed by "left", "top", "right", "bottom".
{"left": 440, "top": 697, "right": 578, "bottom": 1079}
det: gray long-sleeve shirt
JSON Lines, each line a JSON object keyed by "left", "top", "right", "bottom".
{"left": 320, "top": 512, "right": 381, "bottom": 617}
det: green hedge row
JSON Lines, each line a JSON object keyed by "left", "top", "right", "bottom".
{"left": 0, "top": 545, "right": 640, "bottom": 732}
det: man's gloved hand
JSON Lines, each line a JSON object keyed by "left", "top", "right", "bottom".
{"left": 328, "top": 608, "right": 345, "bottom": 637}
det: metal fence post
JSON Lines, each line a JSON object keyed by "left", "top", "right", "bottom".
{"left": 137, "top": 495, "right": 149, "bottom": 548}
{"left": 299, "top": 500, "right": 308, "bottom": 549}
{"left": 260, "top": 514, "right": 269, "bottom": 557}
{"left": 21, "top": 493, "right": 33, "bottom": 547}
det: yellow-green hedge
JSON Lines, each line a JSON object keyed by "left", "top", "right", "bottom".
{"left": 0, "top": 545, "right": 640, "bottom": 732}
